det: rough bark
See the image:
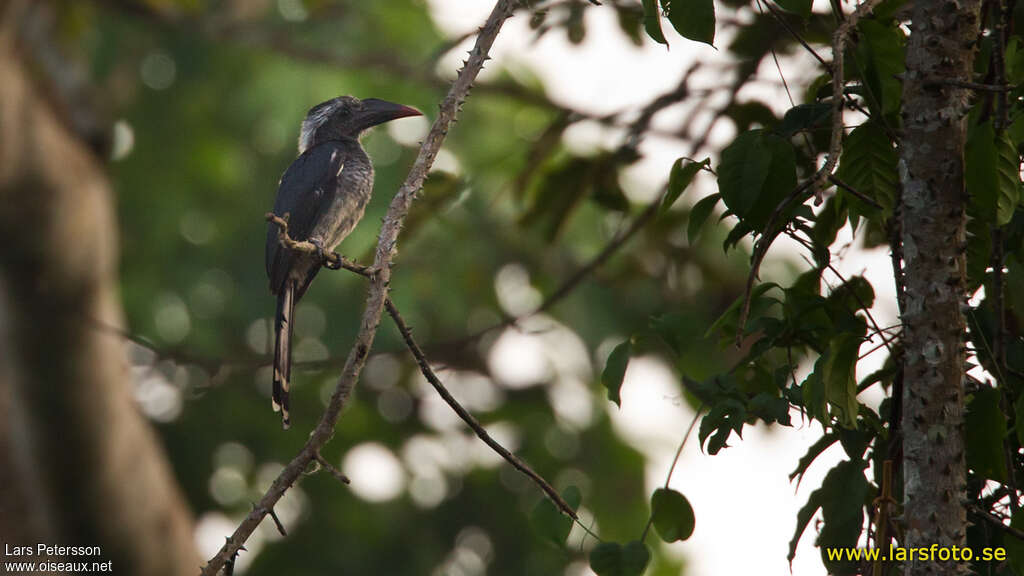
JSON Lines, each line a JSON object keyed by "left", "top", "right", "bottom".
{"left": 0, "top": 3, "right": 200, "bottom": 574}
{"left": 898, "top": 0, "right": 981, "bottom": 573}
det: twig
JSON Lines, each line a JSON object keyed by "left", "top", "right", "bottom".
{"left": 263, "top": 504, "right": 287, "bottom": 536}
{"left": 922, "top": 77, "right": 1014, "bottom": 93}
{"left": 734, "top": 0, "right": 884, "bottom": 347}
{"left": 640, "top": 405, "right": 703, "bottom": 543}
{"left": 969, "top": 505, "right": 1024, "bottom": 541}
{"left": 383, "top": 299, "right": 577, "bottom": 518}
{"left": 199, "top": 2, "right": 520, "bottom": 573}
{"left": 268, "top": 205, "right": 591, "bottom": 519}
{"left": 871, "top": 461, "right": 896, "bottom": 576}
{"left": 313, "top": 452, "right": 351, "bottom": 485}
{"left": 443, "top": 183, "right": 672, "bottom": 352}
{"left": 760, "top": 0, "right": 831, "bottom": 71}
{"left": 268, "top": 237, "right": 568, "bottom": 514}
{"left": 265, "top": 212, "right": 371, "bottom": 274}
{"left": 828, "top": 174, "right": 883, "bottom": 210}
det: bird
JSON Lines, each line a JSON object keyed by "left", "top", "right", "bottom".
{"left": 265, "top": 96, "right": 422, "bottom": 428}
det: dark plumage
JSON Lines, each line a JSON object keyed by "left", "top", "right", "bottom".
{"left": 265, "top": 96, "right": 421, "bottom": 428}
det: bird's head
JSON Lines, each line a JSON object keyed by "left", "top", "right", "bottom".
{"left": 298, "top": 95, "right": 422, "bottom": 154}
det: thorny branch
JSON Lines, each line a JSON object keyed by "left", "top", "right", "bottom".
{"left": 384, "top": 299, "right": 577, "bottom": 518}
{"left": 200, "top": 1, "right": 523, "bottom": 573}
{"left": 264, "top": 213, "right": 577, "bottom": 518}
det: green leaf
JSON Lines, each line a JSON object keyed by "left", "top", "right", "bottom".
{"left": 789, "top": 432, "right": 839, "bottom": 488}
{"left": 531, "top": 486, "right": 582, "bottom": 545}
{"left": 822, "top": 332, "right": 862, "bottom": 429}
{"left": 705, "top": 282, "right": 781, "bottom": 338}
{"left": 622, "top": 541, "right": 651, "bottom": 575}
{"left": 1006, "top": 510, "right": 1024, "bottom": 575}
{"left": 811, "top": 197, "right": 846, "bottom": 248}
{"left": 748, "top": 392, "right": 791, "bottom": 426}
{"left": 966, "top": 120, "right": 1020, "bottom": 226}
{"left": 590, "top": 541, "right": 651, "bottom": 576}
{"left": 687, "top": 193, "right": 720, "bottom": 244}
{"left": 966, "top": 387, "right": 1008, "bottom": 482}
{"left": 966, "top": 213, "right": 992, "bottom": 291}
{"left": 777, "top": 102, "right": 832, "bottom": 137}
{"left": 661, "top": 157, "right": 709, "bottom": 215}
{"left": 827, "top": 275, "right": 875, "bottom": 313}
{"left": 602, "top": 339, "right": 632, "bottom": 407}
{"left": 855, "top": 20, "right": 905, "bottom": 116}
{"left": 774, "top": 0, "right": 812, "bottom": 17}
{"left": 615, "top": 3, "right": 646, "bottom": 46}
{"left": 836, "top": 121, "right": 897, "bottom": 216}
{"left": 641, "top": 0, "right": 666, "bottom": 44}
{"left": 1015, "top": 394, "right": 1024, "bottom": 448}
{"left": 801, "top": 365, "right": 827, "bottom": 423}
{"left": 650, "top": 488, "right": 696, "bottom": 542}
{"left": 661, "top": 0, "right": 715, "bottom": 45}
{"left": 1006, "top": 36, "right": 1024, "bottom": 85}
{"left": 698, "top": 398, "right": 746, "bottom": 454}
{"left": 520, "top": 157, "right": 593, "bottom": 240}
{"left": 818, "top": 460, "right": 870, "bottom": 573}
{"left": 788, "top": 459, "right": 868, "bottom": 567}
{"left": 718, "top": 130, "right": 797, "bottom": 231}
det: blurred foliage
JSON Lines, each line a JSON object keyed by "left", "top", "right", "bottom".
{"left": 51, "top": 0, "right": 753, "bottom": 574}
{"left": 50, "top": 0, "right": 1024, "bottom": 572}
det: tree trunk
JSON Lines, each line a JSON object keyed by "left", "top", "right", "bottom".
{"left": 898, "top": 0, "right": 981, "bottom": 573}
{"left": 0, "top": 2, "right": 200, "bottom": 574}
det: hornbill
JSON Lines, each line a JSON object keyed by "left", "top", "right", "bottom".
{"left": 265, "top": 96, "right": 421, "bottom": 428}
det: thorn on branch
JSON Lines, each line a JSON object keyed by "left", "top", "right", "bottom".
{"left": 224, "top": 544, "right": 246, "bottom": 576}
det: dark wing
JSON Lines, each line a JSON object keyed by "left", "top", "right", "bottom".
{"left": 265, "top": 141, "right": 347, "bottom": 294}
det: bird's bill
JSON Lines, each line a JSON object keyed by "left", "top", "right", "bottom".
{"left": 359, "top": 98, "right": 423, "bottom": 128}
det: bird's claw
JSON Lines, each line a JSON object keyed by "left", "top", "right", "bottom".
{"left": 324, "top": 253, "right": 344, "bottom": 270}
{"left": 310, "top": 240, "right": 331, "bottom": 266}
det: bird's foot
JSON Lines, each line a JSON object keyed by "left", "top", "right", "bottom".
{"left": 310, "top": 240, "right": 332, "bottom": 267}
{"left": 324, "top": 252, "right": 344, "bottom": 270}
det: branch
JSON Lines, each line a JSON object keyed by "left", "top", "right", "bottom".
{"left": 270, "top": 206, "right": 576, "bottom": 517}
{"left": 313, "top": 451, "right": 351, "bottom": 485}
{"left": 384, "top": 299, "right": 577, "bottom": 518}
{"left": 921, "top": 77, "right": 1014, "bottom": 93}
{"left": 199, "top": 1, "right": 521, "bottom": 572}
{"left": 968, "top": 505, "right": 1024, "bottom": 541}
{"left": 443, "top": 184, "right": 672, "bottom": 352}
{"left": 734, "top": 0, "right": 884, "bottom": 346}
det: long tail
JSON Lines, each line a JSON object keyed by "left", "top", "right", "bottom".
{"left": 272, "top": 280, "right": 295, "bottom": 429}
